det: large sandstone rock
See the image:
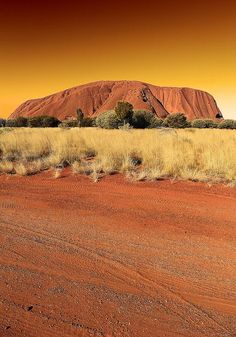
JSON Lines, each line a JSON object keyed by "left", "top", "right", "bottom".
{"left": 10, "top": 81, "right": 223, "bottom": 120}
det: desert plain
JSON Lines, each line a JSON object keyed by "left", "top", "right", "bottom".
{"left": 0, "top": 127, "right": 236, "bottom": 337}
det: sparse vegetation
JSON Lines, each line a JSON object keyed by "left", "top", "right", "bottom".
{"left": 1, "top": 101, "right": 235, "bottom": 183}
{"left": 0, "top": 128, "right": 236, "bottom": 184}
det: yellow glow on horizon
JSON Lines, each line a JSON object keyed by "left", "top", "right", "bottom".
{"left": 0, "top": 1, "right": 235, "bottom": 119}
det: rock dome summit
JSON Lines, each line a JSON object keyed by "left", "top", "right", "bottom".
{"left": 10, "top": 81, "right": 223, "bottom": 120}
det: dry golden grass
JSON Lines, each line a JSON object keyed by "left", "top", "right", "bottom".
{"left": 0, "top": 127, "right": 236, "bottom": 184}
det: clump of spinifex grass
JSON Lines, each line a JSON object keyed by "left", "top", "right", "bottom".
{"left": 0, "top": 127, "right": 236, "bottom": 184}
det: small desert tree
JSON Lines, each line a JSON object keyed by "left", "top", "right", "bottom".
{"left": 114, "top": 101, "right": 133, "bottom": 125}
{"left": 76, "top": 108, "right": 84, "bottom": 126}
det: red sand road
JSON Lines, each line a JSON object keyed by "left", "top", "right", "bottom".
{"left": 0, "top": 172, "right": 236, "bottom": 337}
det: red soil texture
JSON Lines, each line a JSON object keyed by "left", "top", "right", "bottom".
{"left": 10, "top": 81, "right": 223, "bottom": 120}
{"left": 0, "top": 172, "right": 235, "bottom": 337}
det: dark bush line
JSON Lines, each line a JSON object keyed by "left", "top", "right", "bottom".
{"left": 94, "top": 101, "right": 236, "bottom": 130}
{"left": 217, "top": 119, "right": 236, "bottom": 129}
{"left": 4, "top": 116, "right": 60, "bottom": 128}
{"left": 1, "top": 101, "right": 235, "bottom": 129}
{"left": 3, "top": 111, "right": 96, "bottom": 128}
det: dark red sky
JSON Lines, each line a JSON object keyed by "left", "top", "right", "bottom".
{"left": 0, "top": 0, "right": 235, "bottom": 117}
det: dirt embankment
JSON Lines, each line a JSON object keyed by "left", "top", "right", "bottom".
{"left": 0, "top": 172, "right": 235, "bottom": 337}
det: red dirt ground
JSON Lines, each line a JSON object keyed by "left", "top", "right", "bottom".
{"left": 0, "top": 172, "right": 236, "bottom": 337}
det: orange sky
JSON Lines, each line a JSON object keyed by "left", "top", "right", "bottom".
{"left": 0, "top": 0, "right": 235, "bottom": 118}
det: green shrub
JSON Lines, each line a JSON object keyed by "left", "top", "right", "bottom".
{"left": 131, "top": 110, "right": 163, "bottom": 128}
{"left": 191, "top": 119, "right": 217, "bottom": 128}
{"left": 96, "top": 110, "right": 164, "bottom": 129}
{"left": 163, "top": 113, "right": 189, "bottom": 128}
{"left": 147, "top": 117, "right": 163, "bottom": 128}
{"left": 95, "top": 111, "right": 121, "bottom": 129}
{"left": 28, "top": 116, "right": 60, "bottom": 128}
{"left": 218, "top": 119, "right": 236, "bottom": 129}
{"left": 114, "top": 101, "right": 133, "bottom": 124}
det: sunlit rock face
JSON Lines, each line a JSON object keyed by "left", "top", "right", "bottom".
{"left": 10, "top": 81, "right": 223, "bottom": 120}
